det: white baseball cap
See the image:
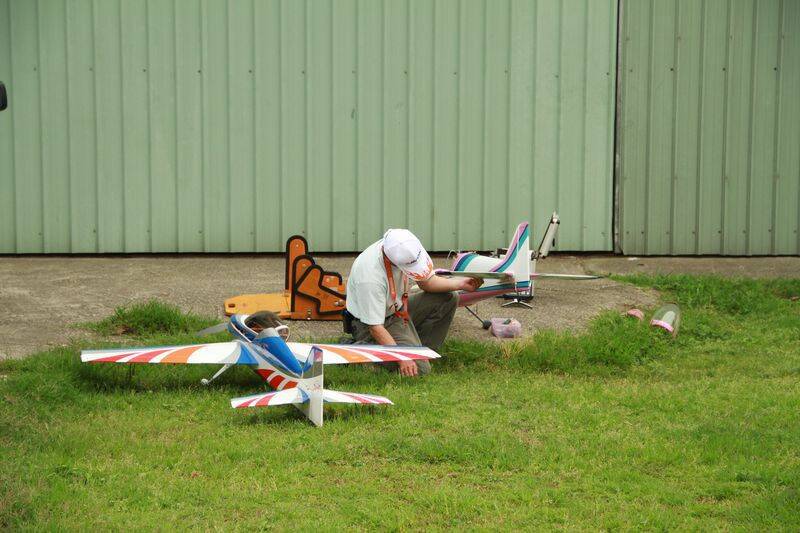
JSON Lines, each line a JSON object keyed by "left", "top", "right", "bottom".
{"left": 382, "top": 229, "right": 434, "bottom": 281}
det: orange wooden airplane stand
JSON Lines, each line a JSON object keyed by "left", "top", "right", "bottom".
{"left": 224, "top": 236, "right": 346, "bottom": 321}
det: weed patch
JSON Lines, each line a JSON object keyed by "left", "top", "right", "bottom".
{"left": 82, "top": 300, "right": 215, "bottom": 336}
{"left": 617, "top": 274, "right": 800, "bottom": 315}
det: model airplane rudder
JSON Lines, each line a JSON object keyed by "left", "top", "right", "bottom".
{"left": 503, "top": 222, "right": 531, "bottom": 286}
{"left": 296, "top": 346, "right": 325, "bottom": 426}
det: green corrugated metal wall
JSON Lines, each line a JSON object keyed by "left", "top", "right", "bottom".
{"left": 0, "top": 0, "right": 617, "bottom": 253}
{"left": 618, "top": 0, "right": 800, "bottom": 255}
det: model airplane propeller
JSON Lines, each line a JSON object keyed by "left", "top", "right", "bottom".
{"left": 81, "top": 314, "right": 440, "bottom": 426}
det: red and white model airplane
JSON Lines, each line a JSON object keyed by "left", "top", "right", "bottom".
{"left": 81, "top": 314, "right": 439, "bottom": 427}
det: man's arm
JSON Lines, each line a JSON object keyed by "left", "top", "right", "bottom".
{"left": 417, "top": 274, "right": 482, "bottom": 293}
{"left": 368, "top": 324, "right": 397, "bottom": 346}
{"left": 368, "top": 324, "right": 418, "bottom": 377}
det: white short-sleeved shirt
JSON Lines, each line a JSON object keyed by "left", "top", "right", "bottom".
{"left": 346, "top": 240, "right": 406, "bottom": 326}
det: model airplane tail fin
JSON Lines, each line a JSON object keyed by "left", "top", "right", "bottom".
{"left": 497, "top": 222, "right": 531, "bottom": 282}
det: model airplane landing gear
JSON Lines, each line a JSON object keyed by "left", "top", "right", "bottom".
{"left": 201, "top": 363, "right": 233, "bottom": 386}
{"left": 499, "top": 292, "right": 534, "bottom": 309}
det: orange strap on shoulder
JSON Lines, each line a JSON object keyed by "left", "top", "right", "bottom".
{"left": 383, "top": 252, "right": 410, "bottom": 324}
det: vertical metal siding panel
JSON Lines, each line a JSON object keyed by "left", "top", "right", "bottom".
{"left": 723, "top": 0, "right": 755, "bottom": 254}
{"left": 583, "top": 0, "right": 615, "bottom": 250}
{"left": 202, "top": 0, "right": 230, "bottom": 251}
{"left": 280, "top": 0, "right": 307, "bottom": 240}
{"left": 228, "top": 0, "right": 256, "bottom": 251}
{"left": 39, "top": 0, "right": 70, "bottom": 252}
{"left": 557, "top": 0, "right": 587, "bottom": 249}
{"left": 431, "top": 0, "right": 458, "bottom": 251}
{"left": 120, "top": 0, "right": 151, "bottom": 251}
{"left": 507, "top": 0, "right": 535, "bottom": 235}
{"left": 307, "top": 0, "right": 333, "bottom": 250}
{"left": 776, "top": 0, "right": 799, "bottom": 254}
{"left": 66, "top": 0, "right": 98, "bottom": 252}
{"left": 646, "top": 0, "right": 676, "bottom": 254}
{"left": 457, "top": 0, "right": 486, "bottom": 248}
{"left": 408, "top": 0, "right": 434, "bottom": 247}
{"left": 604, "top": 0, "right": 617, "bottom": 251}
{"left": 254, "top": 0, "right": 283, "bottom": 251}
{"left": 532, "top": 0, "right": 560, "bottom": 242}
{"left": 94, "top": 0, "right": 124, "bottom": 253}
{"left": 619, "top": 0, "right": 651, "bottom": 253}
{"left": 331, "top": 0, "right": 357, "bottom": 251}
{"left": 356, "top": 0, "right": 382, "bottom": 247}
{"left": 147, "top": 0, "right": 178, "bottom": 252}
{"left": 0, "top": 0, "right": 15, "bottom": 252}
{"left": 382, "top": 0, "right": 409, "bottom": 232}
{"left": 483, "top": 0, "right": 511, "bottom": 248}
{"left": 672, "top": 0, "right": 703, "bottom": 254}
{"left": 11, "top": 0, "right": 44, "bottom": 253}
{"left": 748, "top": 0, "right": 780, "bottom": 254}
{"left": 175, "top": 0, "right": 203, "bottom": 252}
{"left": 697, "top": 0, "right": 728, "bottom": 254}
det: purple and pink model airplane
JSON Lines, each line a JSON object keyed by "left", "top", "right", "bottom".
{"left": 439, "top": 213, "right": 599, "bottom": 321}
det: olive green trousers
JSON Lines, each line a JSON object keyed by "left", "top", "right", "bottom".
{"left": 350, "top": 291, "right": 458, "bottom": 374}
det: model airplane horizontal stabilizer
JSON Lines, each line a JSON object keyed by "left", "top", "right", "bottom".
{"left": 231, "top": 388, "right": 307, "bottom": 408}
{"left": 231, "top": 389, "right": 392, "bottom": 408}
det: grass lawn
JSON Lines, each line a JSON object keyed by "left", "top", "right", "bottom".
{"left": 1, "top": 276, "right": 799, "bottom": 530}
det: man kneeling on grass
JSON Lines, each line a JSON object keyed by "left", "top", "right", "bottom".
{"left": 345, "top": 229, "right": 482, "bottom": 377}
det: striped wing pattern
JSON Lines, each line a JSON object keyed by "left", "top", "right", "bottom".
{"left": 322, "top": 390, "right": 393, "bottom": 405}
{"left": 254, "top": 368, "right": 298, "bottom": 391}
{"left": 81, "top": 342, "right": 257, "bottom": 365}
{"left": 288, "top": 343, "right": 440, "bottom": 365}
{"left": 230, "top": 388, "right": 308, "bottom": 408}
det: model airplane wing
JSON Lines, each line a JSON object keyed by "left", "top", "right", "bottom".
{"left": 437, "top": 270, "right": 513, "bottom": 280}
{"left": 286, "top": 342, "right": 440, "bottom": 365}
{"left": 81, "top": 341, "right": 259, "bottom": 366}
{"left": 530, "top": 273, "right": 602, "bottom": 280}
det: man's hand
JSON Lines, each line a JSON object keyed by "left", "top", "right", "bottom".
{"left": 458, "top": 276, "right": 483, "bottom": 292}
{"left": 397, "top": 360, "right": 419, "bottom": 377}
{"left": 369, "top": 324, "right": 419, "bottom": 377}
{"left": 419, "top": 274, "right": 483, "bottom": 293}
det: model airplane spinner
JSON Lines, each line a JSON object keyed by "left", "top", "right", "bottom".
{"left": 81, "top": 314, "right": 440, "bottom": 426}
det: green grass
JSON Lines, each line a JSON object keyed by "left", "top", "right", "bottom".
{"left": 2, "top": 276, "right": 799, "bottom": 529}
